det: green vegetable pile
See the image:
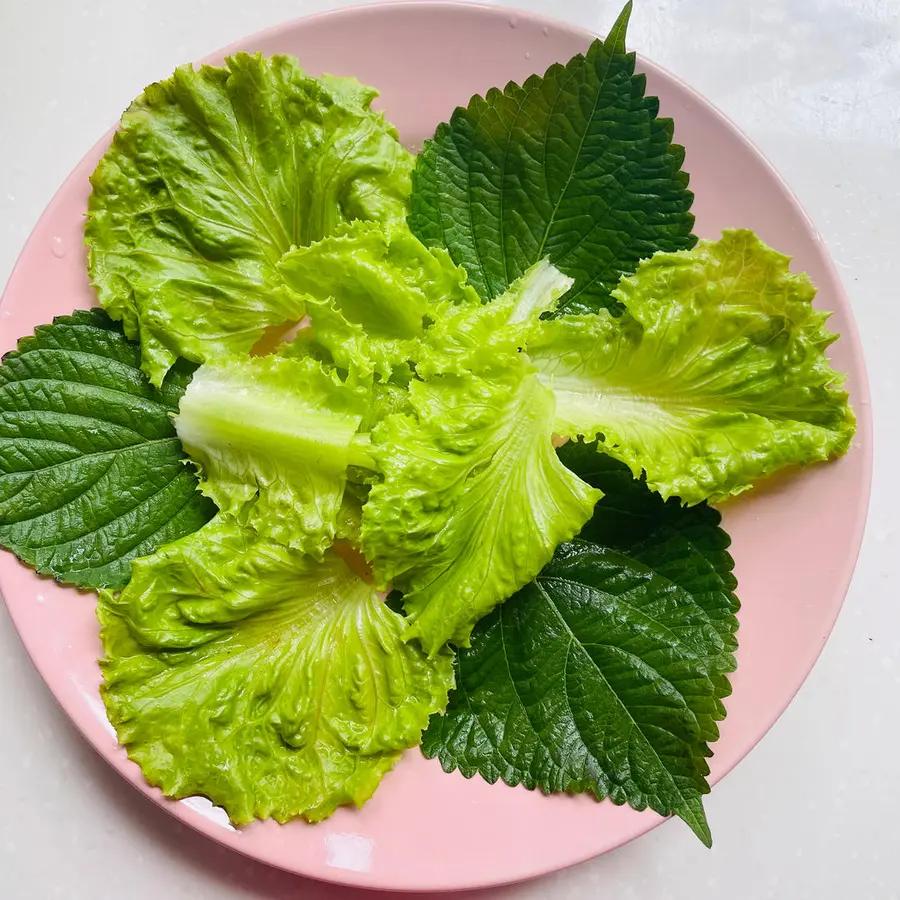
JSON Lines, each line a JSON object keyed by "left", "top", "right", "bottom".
{"left": 0, "top": 4, "right": 854, "bottom": 844}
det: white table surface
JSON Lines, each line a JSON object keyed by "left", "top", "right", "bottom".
{"left": 1, "top": 1, "right": 897, "bottom": 897}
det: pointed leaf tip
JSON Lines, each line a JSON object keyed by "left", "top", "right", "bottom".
{"left": 408, "top": 0, "right": 694, "bottom": 315}
{"left": 422, "top": 460, "right": 738, "bottom": 833}
{"left": 605, "top": 2, "right": 633, "bottom": 53}
{"left": 676, "top": 796, "right": 713, "bottom": 848}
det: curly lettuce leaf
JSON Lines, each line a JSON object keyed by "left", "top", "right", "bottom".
{"left": 0, "top": 309, "right": 214, "bottom": 588}
{"left": 414, "top": 258, "right": 573, "bottom": 379}
{"left": 361, "top": 360, "right": 601, "bottom": 655}
{"left": 409, "top": 3, "right": 695, "bottom": 314}
{"left": 529, "top": 230, "right": 856, "bottom": 504}
{"left": 98, "top": 515, "right": 453, "bottom": 824}
{"left": 87, "top": 54, "right": 414, "bottom": 384}
{"left": 279, "top": 221, "right": 480, "bottom": 380}
{"left": 174, "top": 354, "right": 371, "bottom": 555}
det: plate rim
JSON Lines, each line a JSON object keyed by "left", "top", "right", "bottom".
{"left": 0, "top": 1, "right": 873, "bottom": 892}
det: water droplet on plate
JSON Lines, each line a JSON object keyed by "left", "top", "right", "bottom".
{"left": 509, "top": 16, "right": 518, "bottom": 28}
{"left": 525, "top": 51, "right": 531, "bottom": 59}
{"left": 51, "top": 236, "right": 67, "bottom": 258}
{"left": 542, "top": 26, "right": 549, "bottom": 36}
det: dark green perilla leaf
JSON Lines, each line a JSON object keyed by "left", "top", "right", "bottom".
{"left": 423, "top": 442, "right": 739, "bottom": 844}
{"left": 0, "top": 308, "right": 214, "bottom": 588}
{"left": 409, "top": 2, "right": 695, "bottom": 315}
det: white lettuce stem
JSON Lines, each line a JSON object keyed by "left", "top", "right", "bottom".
{"left": 175, "top": 377, "right": 377, "bottom": 475}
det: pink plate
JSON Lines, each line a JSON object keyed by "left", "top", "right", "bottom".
{"left": 0, "top": 1, "right": 872, "bottom": 892}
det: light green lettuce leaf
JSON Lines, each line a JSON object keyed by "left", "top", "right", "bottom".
{"left": 503, "top": 257, "right": 576, "bottom": 326}
{"left": 174, "top": 354, "right": 372, "bottom": 555}
{"left": 361, "top": 359, "right": 601, "bottom": 655}
{"left": 87, "top": 54, "right": 413, "bottom": 384}
{"left": 529, "top": 230, "right": 855, "bottom": 504}
{"left": 334, "top": 482, "right": 368, "bottom": 543}
{"left": 279, "top": 221, "right": 480, "bottom": 380}
{"left": 98, "top": 515, "right": 453, "bottom": 824}
{"left": 360, "top": 379, "right": 414, "bottom": 431}
{"left": 414, "top": 258, "right": 573, "bottom": 379}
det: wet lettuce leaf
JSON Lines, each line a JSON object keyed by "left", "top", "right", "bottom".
{"left": 87, "top": 54, "right": 414, "bottom": 384}
{"left": 529, "top": 230, "right": 856, "bottom": 504}
{"left": 412, "top": 257, "right": 573, "bottom": 379}
{"left": 279, "top": 220, "right": 480, "bottom": 381}
{"left": 173, "top": 354, "right": 372, "bottom": 556}
{"left": 361, "top": 358, "right": 600, "bottom": 655}
{"left": 99, "top": 515, "right": 453, "bottom": 824}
